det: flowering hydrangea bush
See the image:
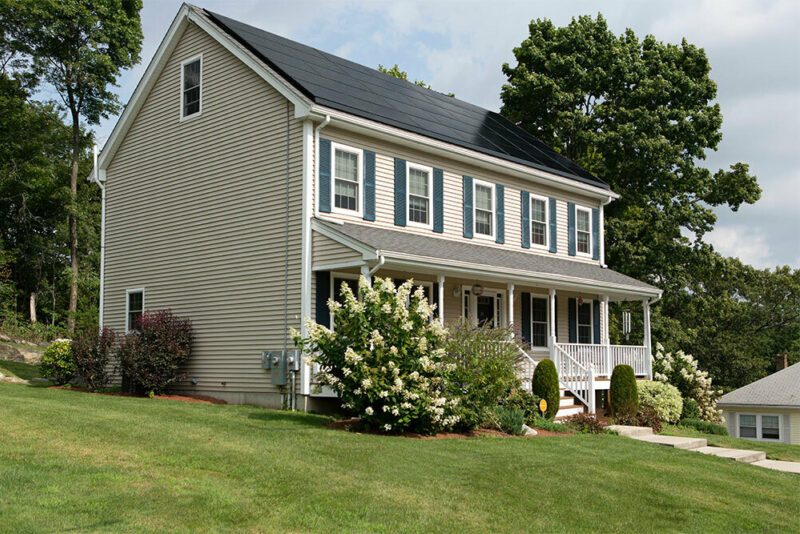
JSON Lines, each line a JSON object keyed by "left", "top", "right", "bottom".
{"left": 293, "top": 277, "right": 460, "bottom": 434}
{"left": 653, "top": 343, "right": 722, "bottom": 422}
{"left": 637, "top": 380, "right": 683, "bottom": 423}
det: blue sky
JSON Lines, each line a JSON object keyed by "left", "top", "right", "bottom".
{"left": 93, "top": 0, "right": 800, "bottom": 268}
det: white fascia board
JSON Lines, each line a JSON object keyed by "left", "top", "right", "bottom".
{"left": 377, "top": 252, "right": 661, "bottom": 298}
{"left": 310, "top": 219, "right": 378, "bottom": 261}
{"left": 97, "top": 5, "right": 312, "bottom": 171}
{"left": 305, "top": 105, "right": 620, "bottom": 203}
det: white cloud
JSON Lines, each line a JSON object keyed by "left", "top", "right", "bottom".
{"left": 705, "top": 225, "right": 772, "bottom": 267}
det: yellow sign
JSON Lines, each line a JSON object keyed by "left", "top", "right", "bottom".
{"left": 539, "top": 399, "right": 548, "bottom": 414}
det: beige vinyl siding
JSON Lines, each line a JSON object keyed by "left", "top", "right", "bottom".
{"left": 315, "top": 126, "right": 602, "bottom": 265}
{"left": 104, "top": 22, "right": 304, "bottom": 396}
{"left": 312, "top": 231, "right": 362, "bottom": 269}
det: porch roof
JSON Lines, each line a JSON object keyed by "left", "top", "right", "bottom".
{"left": 313, "top": 219, "right": 661, "bottom": 298}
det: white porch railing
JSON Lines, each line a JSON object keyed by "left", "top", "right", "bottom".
{"left": 555, "top": 343, "right": 650, "bottom": 377}
{"left": 552, "top": 343, "right": 595, "bottom": 413}
{"left": 518, "top": 349, "right": 537, "bottom": 393}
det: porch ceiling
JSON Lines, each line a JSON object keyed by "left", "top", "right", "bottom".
{"left": 312, "top": 218, "right": 661, "bottom": 299}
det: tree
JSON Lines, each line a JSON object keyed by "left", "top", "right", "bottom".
{"left": 378, "top": 63, "right": 455, "bottom": 97}
{"left": 7, "top": 0, "right": 143, "bottom": 332}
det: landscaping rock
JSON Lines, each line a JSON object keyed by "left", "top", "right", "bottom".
{"left": 521, "top": 424, "right": 538, "bottom": 436}
{"left": 0, "top": 333, "right": 10, "bottom": 342}
{"left": 0, "top": 343, "right": 25, "bottom": 363}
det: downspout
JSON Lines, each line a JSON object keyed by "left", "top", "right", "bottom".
{"left": 91, "top": 145, "right": 107, "bottom": 330}
{"left": 600, "top": 196, "right": 613, "bottom": 268}
{"left": 367, "top": 254, "right": 385, "bottom": 277}
{"left": 283, "top": 101, "right": 293, "bottom": 411}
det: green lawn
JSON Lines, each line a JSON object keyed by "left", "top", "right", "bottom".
{"left": 1, "top": 383, "right": 798, "bottom": 533}
{"left": 662, "top": 425, "right": 800, "bottom": 462}
{"left": 0, "top": 359, "right": 41, "bottom": 381}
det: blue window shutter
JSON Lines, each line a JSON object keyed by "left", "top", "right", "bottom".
{"left": 592, "top": 208, "right": 600, "bottom": 260}
{"left": 549, "top": 197, "right": 557, "bottom": 253}
{"left": 593, "top": 300, "right": 601, "bottom": 344}
{"left": 315, "top": 271, "right": 331, "bottom": 328}
{"left": 567, "top": 202, "right": 576, "bottom": 256}
{"left": 318, "top": 138, "right": 331, "bottom": 213}
{"left": 363, "top": 150, "right": 376, "bottom": 221}
{"left": 520, "top": 191, "right": 530, "bottom": 248}
{"left": 462, "top": 175, "right": 473, "bottom": 238}
{"left": 568, "top": 298, "right": 577, "bottom": 343}
{"left": 495, "top": 184, "right": 505, "bottom": 244}
{"left": 433, "top": 168, "right": 444, "bottom": 233}
{"left": 521, "top": 292, "right": 531, "bottom": 343}
{"left": 394, "top": 158, "right": 406, "bottom": 226}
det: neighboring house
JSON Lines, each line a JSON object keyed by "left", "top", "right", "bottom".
{"left": 718, "top": 357, "right": 799, "bottom": 444}
{"left": 90, "top": 4, "right": 661, "bottom": 414}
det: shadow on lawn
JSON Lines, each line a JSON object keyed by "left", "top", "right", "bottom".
{"left": 246, "top": 409, "right": 330, "bottom": 429}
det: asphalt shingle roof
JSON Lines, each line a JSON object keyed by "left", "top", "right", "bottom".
{"left": 204, "top": 9, "right": 609, "bottom": 190}
{"left": 317, "top": 219, "right": 659, "bottom": 294}
{"left": 719, "top": 363, "right": 800, "bottom": 408}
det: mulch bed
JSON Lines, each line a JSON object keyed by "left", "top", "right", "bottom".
{"left": 327, "top": 418, "right": 572, "bottom": 438}
{"left": 49, "top": 386, "right": 227, "bottom": 405}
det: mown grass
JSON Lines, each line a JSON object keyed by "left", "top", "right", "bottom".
{"left": 662, "top": 424, "right": 800, "bottom": 462}
{"left": 0, "top": 359, "right": 41, "bottom": 381}
{"left": 0, "top": 383, "right": 798, "bottom": 533}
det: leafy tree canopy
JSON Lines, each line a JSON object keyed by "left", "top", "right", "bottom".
{"left": 378, "top": 63, "right": 455, "bottom": 97}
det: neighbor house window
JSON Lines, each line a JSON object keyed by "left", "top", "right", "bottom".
{"left": 577, "top": 299, "right": 592, "bottom": 343}
{"left": 332, "top": 143, "right": 361, "bottom": 214}
{"left": 407, "top": 163, "right": 432, "bottom": 227}
{"left": 126, "top": 289, "right": 144, "bottom": 332}
{"left": 738, "top": 413, "right": 781, "bottom": 441}
{"left": 761, "top": 415, "right": 780, "bottom": 440}
{"left": 531, "top": 195, "right": 548, "bottom": 247}
{"left": 181, "top": 55, "right": 202, "bottom": 119}
{"left": 474, "top": 181, "right": 494, "bottom": 238}
{"left": 739, "top": 414, "right": 757, "bottom": 438}
{"left": 576, "top": 207, "right": 591, "bottom": 255}
{"left": 531, "top": 296, "right": 548, "bottom": 347}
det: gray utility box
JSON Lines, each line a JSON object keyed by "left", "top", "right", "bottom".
{"left": 261, "top": 349, "right": 300, "bottom": 386}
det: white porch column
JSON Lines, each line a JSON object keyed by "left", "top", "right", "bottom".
{"left": 643, "top": 298, "right": 652, "bottom": 378}
{"left": 603, "top": 295, "right": 611, "bottom": 375}
{"left": 437, "top": 274, "right": 445, "bottom": 326}
{"left": 549, "top": 288, "right": 557, "bottom": 350}
{"left": 507, "top": 283, "right": 515, "bottom": 334}
{"left": 361, "top": 264, "right": 371, "bottom": 287}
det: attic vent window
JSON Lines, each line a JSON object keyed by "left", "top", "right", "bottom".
{"left": 181, "top": 55, "right": 202, "bottom": 120}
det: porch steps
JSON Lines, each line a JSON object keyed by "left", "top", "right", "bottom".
{"left": 553, "top": 389, "right": 585, "bottom": 419}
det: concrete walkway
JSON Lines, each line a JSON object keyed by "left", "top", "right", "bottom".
{"left": 609, "top": 425, "right": 799, "bottom": 475}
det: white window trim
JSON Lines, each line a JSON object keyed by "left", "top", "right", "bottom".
{"left": 575, "top": 205, "right": 593, "bottom": 257}
{"left": 461, "top": 285, "right": 506, "bottom": 327}
{"left": 406, "top": 161, "right": 434, "bottom": 230}
{"left": 737, "top": 413, "right": 783, "bottom": 442}
{"left": 125, "top": 288, "right": 145, "bottom": 333}
{"left": 472, "top": 178, "right": 496, "bottom": 241}
{"left": 180, "top": 54, "right": 203, "bottom": 122}
{"left": 576, "top": 298, "right": 594, "bottom": 344}
{"left": 530, "top": 293, "right": 550, "bottom": 349}
{"left": 330, "top": 141, "right": 363, "bottom": 217}
{"left": 529, "top": 193, "right": 550, "bottom": 250}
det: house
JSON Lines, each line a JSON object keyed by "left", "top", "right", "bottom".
{"left": 90, "top": 4, "right": 662, "bottom": 415}
{"left": 718, "top": 357, "right": 799, "bottom": 444}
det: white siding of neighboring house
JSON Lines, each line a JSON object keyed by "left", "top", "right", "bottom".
{"left": 103, "top": 22, "right": 304, "bottom": 405}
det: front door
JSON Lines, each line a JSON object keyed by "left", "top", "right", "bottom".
{"left": 462, "top": 286, "right": 504, "bottom": 327}
{"left": 476, "top": 295, "right": 496, "bottom": 327}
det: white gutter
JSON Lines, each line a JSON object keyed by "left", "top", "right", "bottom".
{"left": 600, "top": 195, "right": 613, "bottom": 268}
{"left": 89, "top": 145, "right": 107, "bottom": 329}
{"left": 367, "top": 255, "right": 385, "bottom": 276}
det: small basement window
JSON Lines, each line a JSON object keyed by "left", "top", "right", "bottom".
{"left": 181, "top": 55, "right": 202, "bottom": 119}
{"left": 126, "top": 289, "right": 144, "bottom": 332}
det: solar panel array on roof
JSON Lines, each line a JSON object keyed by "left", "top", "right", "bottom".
{"left": 204, "top": 9, "right": 609, "bottom": 190}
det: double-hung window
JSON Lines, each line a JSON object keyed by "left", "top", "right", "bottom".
{"left": 332, "top": 143, "right": 362, "bottom": 214}
{"left": 531, "top": 195, "right": 548, "bottom": 248}
{"left": 739, "top": 414, "right": 781, "bottom": 441}
{"left": 181, "top": 55, "right": 202, "bottom": 120}
{"left": 576, "top": 207, "right": 592, "bottom": 255}
{"left": 577, "top": 300, "right": 592, "bottom": 344}
{"left": 474, "top": 181, "right": 494, "bottom": 238}
{"left": 126, "top": 289, "right": 144, "bottom": 332}
{"left": 407, "top": 163, "right": 432, "bottom": 227}
{"left": 531, "top": 296, "right": 549, "bottom": 348}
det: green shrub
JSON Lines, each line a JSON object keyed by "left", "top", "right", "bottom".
{"left": 444, "top": 321, "right": 523, "bottom": 429}
{"left": 531, "top": 359, "right": 559, "bottom": 419}
{"left": 529, "top": 414, "right": 571, "bottom": 433}
{"left": 40, "top": 340, "right": 75, "bottom": 385}
{"left": 653, "top": 344, "right": 721, "bottom": 422}
{"left": 500, "top": 390, "right": 541, "bottom": 424}
{"left": 638, "top": 380, "right": 683, "bottom": 423}
{"left": 72, "top": 327, "right": 115, "bottom": 391}
{"left": 294, "top": 277, "right": 459, "bottom": 435}
{"left": 118, "top": 310, "right": 193, "bottom": 395}
{"left": 680, "top": 418, "right": 728, "bottom": 435}
{"left": 563, "top": 413, "right": 606, "bottom": 434}
{"left": 495, "top": 406, "right": 525, "bottom": 435}
{"left": 615, "top": 406, "right": 662, "bottom": 433}
{"left": 681, "top": 397, "right": 700, "bottom": 420}
{"left": 610, "top": 364, "right": 638, "bottom": 418}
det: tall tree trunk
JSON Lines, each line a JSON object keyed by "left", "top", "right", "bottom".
{"left": 29, "top": 292, "right": 37, "bottom": 323}
{"left": 67, "top": 111, "right": 80, "bottom": 333}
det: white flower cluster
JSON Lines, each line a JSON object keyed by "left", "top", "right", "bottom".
{"left": 653, "top": 343, "right": 722, "bottom": 422}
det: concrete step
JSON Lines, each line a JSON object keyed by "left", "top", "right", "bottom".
{"left": 695, "top": 446, "right": 766, "bottom": 464}
{"left": 554, "top": 405, "right": 584, "bottom": 418}
{"left": 634, "top": 434, "right": 707, "bottom": 450}
{"left": 751, "top": 459, "right": 800, "bottom": 474}
{"left": 607, "top": 425, "right": 653, "bottom": 438}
